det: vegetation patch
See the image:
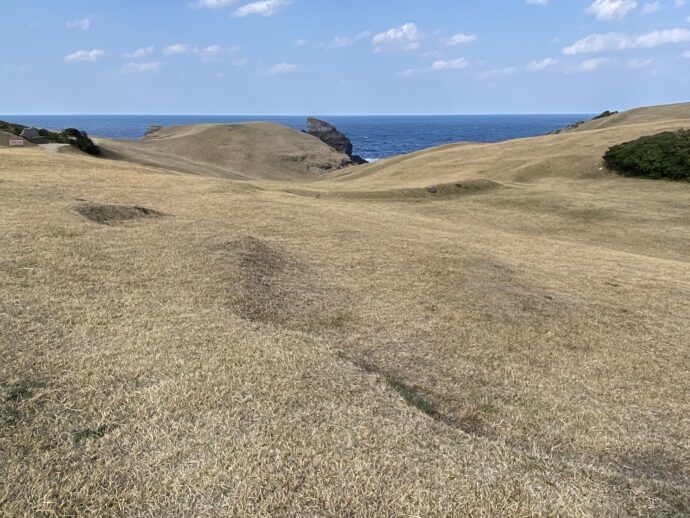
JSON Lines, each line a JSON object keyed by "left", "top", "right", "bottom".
{"left": 550, "top": 110, "right": 618, "bottom": 134}
{"left": 76, "top": 203, "right": 164, "bottom": 225}
{"left": 216, "top": 236, "right": 348, "bottom": 331}
{"left": 0, "top": 120, "right": 100, "bottom": 155}
{"left": 1, "top": 378, "right": 39, "bottom": 426}
{"left": 603, "top": 130, "right": 690, "bottom": 181}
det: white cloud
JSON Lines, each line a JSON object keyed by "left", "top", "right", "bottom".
{"left": 401, "top": 57, "right": 468, "bottom": 77}
{"left": 64, "top": 49, "right": 105, "bottom": 63}
{"left": 585, "top": 0, "right": 637, "bottom": 21}
{"left": 683, "top": 50, "right": 690, "bottom": 58}
{"left": 265, "top": 62, "right": 297, "bottom": 75}
{"left": 526, "top": 0, "right": 549, "bottom": 5}
{"left": 191, "top": 0, "right": 237, "bottom": 8}
{"left": 635, "top": 28, "right": 690, "bottom": 46}
{"left": 122, "top": 62, "right": 163, "bottom": 73}
{"left": 163, "top": 43, "right": 192, "bottom": 55}
{"left": 195, "top": 45, "right": 222, "bottom": 60}
{"left": 527, "top": 57, "right": 559, "bottom": 71}
{"left": 232, "top": 0, "right": 291, "bottom": 17}
{"left": 66, "top": 17, "right": 93, "bottom": 30}
{"left": 440, "top": 33, "right": 477, "bottom": 46}
{"left": 431, "top": 57, "right": 469, "bottom": 70}
{"left": 577, "top": 57, "right": 609, "bottom": 71}
{"left": 563, "top": 33, "right": 630, "bottom": 54}
{"left": 675, "top": 0, "right": 687, "bottom": 7}
{"left": 294, "top": 39, "right": 307, "bottom": 46}
{"left": 372, "top": 23, "right": 420, "bottom": 53}
{"left": 327, "top": 31, "right": 371, "bottom": 49}
{"left": 641, "top": 2, "right": 662, "bottom": 14}
{"left": 563, "top": 28, "right": 690, "bottom": 54}
{"left": 123, "top": 46, "right": 155, "bottom": 59}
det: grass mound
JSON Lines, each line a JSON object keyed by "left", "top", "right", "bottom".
{"left": 603, "top": 130, "right": 690, "bottom": 181}
{"left": 76, "top": 203, "right": 163, "bottom": 224}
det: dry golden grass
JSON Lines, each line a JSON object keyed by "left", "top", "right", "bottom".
{"left": 1, "top": 103, "right": 689, "bottom": 516}
{"left": 97, "top": 122, "right": 351, "bottom": 181}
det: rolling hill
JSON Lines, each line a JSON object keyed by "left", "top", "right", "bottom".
{"left": 98, "top": 122, "right": 353, "bottom": 181}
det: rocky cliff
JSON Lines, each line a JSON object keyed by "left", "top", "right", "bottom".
{"left": 306, "top": 117, "right": 367, "bottom": 165}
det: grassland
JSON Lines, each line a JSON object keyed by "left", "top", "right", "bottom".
{"left": 1, "top": 103, "right": 689, "bottom": 516}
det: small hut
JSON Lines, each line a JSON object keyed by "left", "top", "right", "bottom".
{"left": 20, "top": 127, "right": 40, "bottom": 140}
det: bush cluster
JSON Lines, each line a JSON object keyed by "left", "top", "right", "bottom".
{"left": 603, "top": 130, "right": 690, "bottom": 181}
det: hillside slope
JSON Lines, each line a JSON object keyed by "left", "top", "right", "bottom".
{"left": 1, "top": 103, "right": 690, "bottom": 516}
{"left": 0, "top": 131, "right": 34, "bottom": 147}
{"left": 325, "top": 102, "right": 690, "bottom": 191}
{"left": 98, "top": 122, "right": 353, "bottom": 181}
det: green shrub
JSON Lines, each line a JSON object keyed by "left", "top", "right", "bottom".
{"left": 62, "top": 128, "right": 82, "bottom": 138}
{"left": 70, "top": 135, "right": 101, "bottom": 156}
{"left": 603, "top": 130, "right": 690, "bottom": 181}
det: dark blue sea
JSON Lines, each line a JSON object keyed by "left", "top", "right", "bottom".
{"left": 2, "top": 114, "right": 588, "bottom": 161}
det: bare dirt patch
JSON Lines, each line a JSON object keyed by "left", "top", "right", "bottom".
{"left": 76, "top": 203, "right": 164, "bottom": 225}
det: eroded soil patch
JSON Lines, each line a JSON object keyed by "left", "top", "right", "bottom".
{"left": 76, "top": 203, "right": 164, "bottom": 225}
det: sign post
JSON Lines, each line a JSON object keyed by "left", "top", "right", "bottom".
{"left": 9, "top": 140, "right": 25, "bottom": 146}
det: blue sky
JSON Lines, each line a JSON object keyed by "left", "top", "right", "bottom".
{"left": 1, "top": 0, "right": 689, "bottom": 114}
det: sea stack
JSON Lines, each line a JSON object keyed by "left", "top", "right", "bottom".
{"left": 306, "top": 117, "right": 367, "bottom": 165}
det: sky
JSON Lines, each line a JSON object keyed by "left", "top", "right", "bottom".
{"left": 1, "top": 0, "right": 690, "bottom": 114}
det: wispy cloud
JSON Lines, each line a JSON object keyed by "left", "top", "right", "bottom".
{"left": 526, "top": 57, "right": 559, "bottom": 71}
{"left": 440, "top": 33, "right": 478, "bottom": 46}
{"left": 123, "top": 46, "right": 155, "bottom": 59}
{"left": 372, "top": 23, "right": 420, "bottom": 53}
{"left": 122, "top": 62, "right": 163, "bottom": 73}
{"left": 163, "top": 43, "right": 192, "bottom": 55}
{"left": 564, "top": 28, "right": 690, "bottom": 54}
{"left": 232, "top": 0, "right": 291, "bottom": 17}
{"left": 65, "top": 49, "right": 105, "bottom": 63}
{"left": 641, "top": 2, "right": 662, "bottom": 15}
{"left": 326, "top": 31, "right": 371, "bottom": 49}
{"left": 66, "top": 16, "right": 93, "bottom": 30}
{"left": 628, "top": 57, "right": 653, "bottom": 67}
{"left": 264, "top": 62, "right": 297, "bottom": 75}
{"left": 576, "top": 57, "right": 610, "bottom": 72}
{"left": 402, "top": 57, "right": 468, "bottom": 77}
{"left": 191, "top": 0, "right": 237, "bottom": 8}
{"left": 585, "top": 0, "right": 638, "bottom": 21}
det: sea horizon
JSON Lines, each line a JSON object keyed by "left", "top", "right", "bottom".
{"left": 2, "top": 113, "right": 591, "bottom": 160}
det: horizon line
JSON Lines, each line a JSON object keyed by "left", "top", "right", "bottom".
{"left": 2, "top": 112, "right": 595, "bottom": 117}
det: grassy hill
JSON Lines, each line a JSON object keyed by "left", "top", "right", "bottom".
{"left": 1, "top": 102, "right": 689, "bottom": 516}
{"left": 98, "top": 122, "right": 353, "bottom": 181}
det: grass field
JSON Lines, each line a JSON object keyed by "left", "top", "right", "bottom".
{"left": 1, "top": 103, "right": 689, "bottom": 516}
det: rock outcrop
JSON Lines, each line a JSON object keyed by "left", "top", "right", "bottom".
{"left": 306, "top": 117, "right": 367, "bottom": 165}
{"left": 144, "top": 125, "right": 164, "bottom": 138}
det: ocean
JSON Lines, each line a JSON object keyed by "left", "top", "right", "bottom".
{"left": 2, "top": 114, "right": 588, "bottom": 161}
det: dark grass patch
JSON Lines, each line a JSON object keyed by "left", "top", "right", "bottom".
{"left": 286, "top": 179, "right": 503, "bottom": 202}
{"left": 0, "top": 378, "right": 40, "bottom": 426}
{"left": 215, "top": 236, "right": 349, "bottom": 331}
{"left": 76, "top": 203, "right": 164, "bottom": 225}
{"left": 71, "top": 424, "right": 116, "bottom": 445}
